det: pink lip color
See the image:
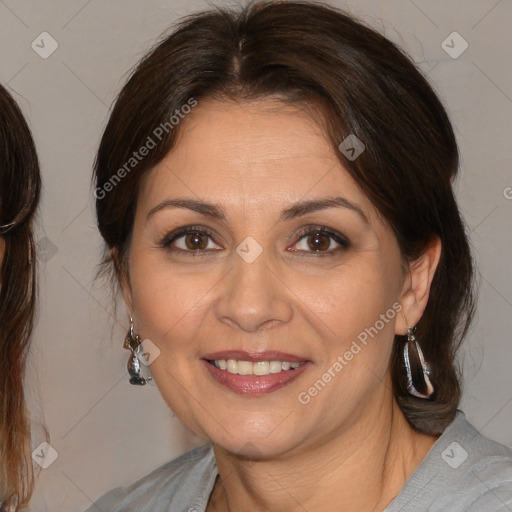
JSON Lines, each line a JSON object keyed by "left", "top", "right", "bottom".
{"left": 201, "top": 350, "right": 307, "bottom": 363}
{"left": 201, "top": 353, "right": 311, "bottom": 395}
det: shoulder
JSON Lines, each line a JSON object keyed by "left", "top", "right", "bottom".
{"left": 82, "top": 443, "right": 217, "bottom": 512}
{"left": 387, "top": 410, "right": 512, "bottom": 512}
{"left": 441, "top": 411, "right": 512, "bottom": 511}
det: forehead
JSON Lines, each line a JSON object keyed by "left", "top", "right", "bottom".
{"left": 138, "top": 98, "right": 373, "bottom": 216}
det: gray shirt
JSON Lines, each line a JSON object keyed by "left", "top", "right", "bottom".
{"left": 84, "top": 410, "right": 512, "bottom": 511}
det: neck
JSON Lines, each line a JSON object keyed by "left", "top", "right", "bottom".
{"left": 209, "top": 393, "right": 439, "bottom": 512}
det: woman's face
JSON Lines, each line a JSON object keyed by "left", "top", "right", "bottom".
{"left": 126, "top": 99, "right": 408, "bottom": 457}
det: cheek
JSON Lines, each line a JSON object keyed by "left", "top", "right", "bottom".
{"left": 300, "top": 260, "right": 401, "bottom": 389}
{"left": 129, "top": 250, "right": 216, "bottom": 341}
{"left": 127, "top": 252, "right": 216, "bottom": 429}
{"left": 307, "top": 280, "right": 395, "bottom": 371}
{"left": 298, "top": 260, "right": 399, "bottom": 337}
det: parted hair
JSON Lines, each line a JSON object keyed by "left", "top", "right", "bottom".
{"left": 94, "top": 0, "right": 475, "bottom": 434}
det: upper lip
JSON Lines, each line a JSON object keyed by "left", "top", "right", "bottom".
{"left": 201, "top": 350, "right": 309, "bottom": 363}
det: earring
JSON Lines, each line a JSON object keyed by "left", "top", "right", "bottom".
{"left": 0, "top": 220, "right": 16, "bottom": 234}
{"left": 123, "top": 317, "right": 152, "bottom": 385}
{"left": 403, "top": 326, "right": 434, "bottom": 399}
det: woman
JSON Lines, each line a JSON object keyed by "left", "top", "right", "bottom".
{"left": 0, "top": 84, "right": 41, "bottom": 511}
{"left": 87, "top": 1, "right": 512, "bottom": 511}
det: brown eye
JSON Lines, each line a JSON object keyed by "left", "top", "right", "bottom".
{"left": 184, "top": 232, "right": 208, "bottom": 250}
{"left": 306, "top": 232, "right": 331, "bottom": 251}
{"left": 291, "top": 227, "right": 350, "bottom": 255}
{"left": 161, "top": 227, "right": 222, "bottom": 254}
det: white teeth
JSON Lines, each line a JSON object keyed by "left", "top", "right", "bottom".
{"left": 212, "top": 359, "right": 303, "bottom": 375}
{"left": 253, "top": 361, "right": 270, "bottom": 376}
{"left": 237, "top": 361, "right": 253, "bottom": 375}
{"left": 269, "top": 361, "right": 282, "bottom": 373}
{"left": 227, "top": 359, "right": 237, "bottom": 374}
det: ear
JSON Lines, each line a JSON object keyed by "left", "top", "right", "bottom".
{"left": 111, "top": 246, "right": 133, "bottom": 315}
{"left": 395, "top": 236, "right": 442, "bottom": 335}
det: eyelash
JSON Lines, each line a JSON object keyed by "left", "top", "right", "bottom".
{"left": 292, "top": 226, "right": 350, "bottom": 256}
{"left": 159, "top": 226, "right": 218, "bottom": 258}
{"left": 159, "top": 225, "right": 351, "bottom": 257}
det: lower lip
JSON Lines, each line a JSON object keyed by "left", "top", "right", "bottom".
{"left": 202, "top": 360, "right": 311, "bottom": 395}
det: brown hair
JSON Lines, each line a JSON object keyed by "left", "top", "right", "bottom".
{"left": 94, "top": 0, "right": 475, "bottom": 434}
{"left": 0, "top": 84, "right": 41, "bottom": 510}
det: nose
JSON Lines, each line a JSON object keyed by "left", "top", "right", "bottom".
{"left": 214, "top": 248, "right": 293, "bottom": 333}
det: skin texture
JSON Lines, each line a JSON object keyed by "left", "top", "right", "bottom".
{"left": 122, "top": 99, "right": 442, "bottom": 512}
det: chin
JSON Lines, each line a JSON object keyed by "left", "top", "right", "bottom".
{"left": 209, "top": 420, "right": 305, "bottom": 459}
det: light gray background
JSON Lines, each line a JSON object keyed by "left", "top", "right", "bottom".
{"left": 0, "top": 0, "right": 510, "bottom": 510}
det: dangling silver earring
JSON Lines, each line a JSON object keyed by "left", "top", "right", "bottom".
{"left": 403, "top": 326, "right": 434, "bottom": 399}
{"left": 123, "top": 317, "right": 152, "bottom": 385}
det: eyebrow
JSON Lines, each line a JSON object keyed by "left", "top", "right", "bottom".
{"left": 146, "top": 196, "right": 369, "bottom": 224}
{"left": 281, "top": 197, "right": 369, "bottom": 224}
{"left": 147, "top": 199, "right": 225, "bottom": 221}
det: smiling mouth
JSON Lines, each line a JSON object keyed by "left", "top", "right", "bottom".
{"left": 206, "top": 359, "right": 304, "bottom": 376}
